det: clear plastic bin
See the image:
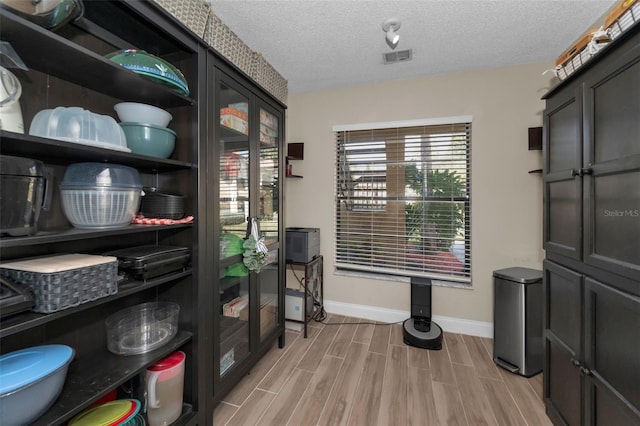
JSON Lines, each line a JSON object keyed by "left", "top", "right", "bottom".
{"left": 60, "top": 163, "right": 142, "bottom": 229}
{"left": 29, "top": 107, "right": 130, "bottom": 152}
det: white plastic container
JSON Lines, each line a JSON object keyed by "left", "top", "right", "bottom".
{"left": 145, "top": 351, "right": 185, "bottom": 426}
{"left": 29, "top": 107, "right": 130, "bottom": 152}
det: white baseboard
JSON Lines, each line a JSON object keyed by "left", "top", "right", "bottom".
{"left": 323, "top": 299, "right": 493, "bottom": 338}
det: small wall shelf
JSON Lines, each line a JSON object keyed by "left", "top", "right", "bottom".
{"left": 286, "top": 143, "right": 304, "bottom": 178}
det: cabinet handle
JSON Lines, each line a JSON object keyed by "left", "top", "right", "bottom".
{"left": 580, "top": 168, "right": 593, "bottom": 176}
{"left": 570, "top": 358, "right": 581, "bottom": 368}
{"left": 570, "top": 169, "right": 580, "bottom": 177}
{"left": 580, "top": 366, "right": 593, "bottom": 376}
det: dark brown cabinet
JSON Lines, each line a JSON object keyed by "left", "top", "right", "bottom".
{"left": 207, "top": 59, "right": 285, "bottom": 404}
{"left": 543, "top": 24, "right": 640, "bottom": 426}
{"left": 543, "top": 261, "right": 640, "bottom": 425}
{"left": 544, "top": 27, "right": 640, "bottom": 284}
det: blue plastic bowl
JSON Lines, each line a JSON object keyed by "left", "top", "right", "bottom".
{"left": 119, "top": 122, "right": 176, "bottom": 159}
{"left": 0, "top": 345, "right": 75, "bottom": 425}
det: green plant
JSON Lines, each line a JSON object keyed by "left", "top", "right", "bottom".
{"left": 404, "top": 165, "right": 466, "bottom": 252}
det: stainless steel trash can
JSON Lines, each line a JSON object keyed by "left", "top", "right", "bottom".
{"left": 493, "top": 267, "right": 543, "bottom": 377}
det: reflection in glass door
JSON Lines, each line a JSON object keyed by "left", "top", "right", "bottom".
{"left": 258, "top": 107, "right": 280, "bottom": 340}
{"left": 218, "top": 81, "right": 250, "bottom": 377}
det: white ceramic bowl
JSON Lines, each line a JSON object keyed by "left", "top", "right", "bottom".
{"left": 114, "top": 102, "right": 172, "bottom": 127}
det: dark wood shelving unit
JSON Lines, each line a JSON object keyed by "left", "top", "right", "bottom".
{"left": 0, "top": 2, "right": 203, "bottom": 424}
{"left": 0, "top": 10, "right": 193, "bottom": 108}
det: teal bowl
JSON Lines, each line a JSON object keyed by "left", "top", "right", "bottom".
{"left": 119, "top": 122, "right": 176, "bottom": 159}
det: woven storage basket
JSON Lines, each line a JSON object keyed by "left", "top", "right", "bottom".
{"left": 606, "top": 0, "right": 639, "bottom": 40}
{"left": 204, "top": 11, "right": 255, "bottom": 76}
{"left": 554, "top": 30, "right": 595, "bottom": 80}
{"left": 556, "top": 46, "right": 594, "bottom": 80}
{"left": 0, "top": 254, "right": 118, "bottom": 313}
{"left": 252, "top": 53, "right": 288, "bottom": 105}
{"left": 152, "top": 0, "right": 210, "bottom": 38}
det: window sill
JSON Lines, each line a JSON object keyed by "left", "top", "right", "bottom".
{"left": 334, "top": 267, "right": 472, "bottom": 289}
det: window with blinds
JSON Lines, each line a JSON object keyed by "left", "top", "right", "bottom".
{"left": 334, "top": 119, "right": 471, "bottom": 284}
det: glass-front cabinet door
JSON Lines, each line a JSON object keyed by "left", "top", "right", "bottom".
{"left": 212, "top": 67, "right": 285, "bottom": 390}
{"left": 257, "top": 104, "right": 282, "bottom": 341}
{"left": 217, "top": 76, "right": 251, "bottom": 379}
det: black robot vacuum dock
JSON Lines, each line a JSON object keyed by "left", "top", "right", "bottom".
{"left": 403, "top": 277, "right": 443, "bottom": 350}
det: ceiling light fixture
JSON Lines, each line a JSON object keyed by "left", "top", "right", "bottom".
{"left": 382, "top": 18, "right": 401, "bottom": 50}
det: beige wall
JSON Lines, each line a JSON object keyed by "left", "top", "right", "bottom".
{"left": 284, "top": 61, "right": 554, "bottom": 323}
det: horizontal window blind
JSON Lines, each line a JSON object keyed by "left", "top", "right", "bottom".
{"left": 335, "top": 122, "right": 471, "bottom": 283}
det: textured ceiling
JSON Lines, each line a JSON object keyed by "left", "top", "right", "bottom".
{"left": 207, "top": 0, "right": 617, "bottom": 94}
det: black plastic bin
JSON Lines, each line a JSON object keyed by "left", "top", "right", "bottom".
{"left": 493, "top": 267, "right": 543, "bottom": 377}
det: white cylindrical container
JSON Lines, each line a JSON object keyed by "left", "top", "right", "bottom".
{"left": 145, "top": 351, "right": 185, "bottom": 426}
{"left": 0, "top": 66, "right": 24, "bottom": 133}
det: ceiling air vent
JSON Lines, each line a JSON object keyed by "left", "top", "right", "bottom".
{"left": 383, "top": 49, "right": 413, "bottom": 64}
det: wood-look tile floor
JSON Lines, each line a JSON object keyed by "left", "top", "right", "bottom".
{"left": 213, "top": 315, "right": 552, "bottom": 426}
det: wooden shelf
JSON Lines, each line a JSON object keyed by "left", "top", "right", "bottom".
{"left": 31, "top": 331, "right": 193, "bottom": 426}
{"left": 286, "top": 155, "right": 302, "bottom": 178}
{"left": 0, "top": 269, "right": 193, "bottom": 338}
{"left": 0, "top": 131, "right": 193, "bottom": 171}
{"left": 220, "top": 124, "right": 249, "bottom": 142}
{"left": 0, "top": 10, "right": 193, "bottom": 108}
{"left": 0, "top": 224, "right": 193, "bottom": 249}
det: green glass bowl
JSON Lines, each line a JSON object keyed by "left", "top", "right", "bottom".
{"left": 119, "top": 122, "right": 176, "bottom": 159}
{"left": 106, "top": 49, "right": 189, "bottom": 96}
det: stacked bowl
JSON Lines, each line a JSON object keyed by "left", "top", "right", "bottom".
{"left": 115, "top": 102, "right": 176, "bottom": 159}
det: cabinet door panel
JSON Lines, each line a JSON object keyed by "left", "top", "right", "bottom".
{"left": 544, "top": 86, "right": 583, "bottom": 260}
{"left": 546, "top": 179, "right": 582, "bottom": 258}
{"left": 257, "top": 107, "right": 280, "bottom": 244}
{"left": 585, "top": 278, "right": 640, "bottom": 413}
{"left": 259, "top": 250, "right": 279, "bottom": 340}
{"left": 544, "top": 261, "right": 582, "bottom": 352}
{"left": 590, "top": 53, "right": 640, "bottom": 163}
{"left": 546, "top": 96, "right": 581, "bottom": 173}
{"left": 217, "top": 76, "right": 252, "bottom": 379}
{"left": 592, "top": 381, "right": 640, "bottom": 426}
{"left": 256, "top": 105, "right": 282, "bottom": 342}
{"left": 546, "top": 336, "right": 582, "bottom": 426}
{"left": 583, "top": 48, "right": 640, "bottom": 281}
{"left": 587, "top": 171, "right": 640, "bottom": 277}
